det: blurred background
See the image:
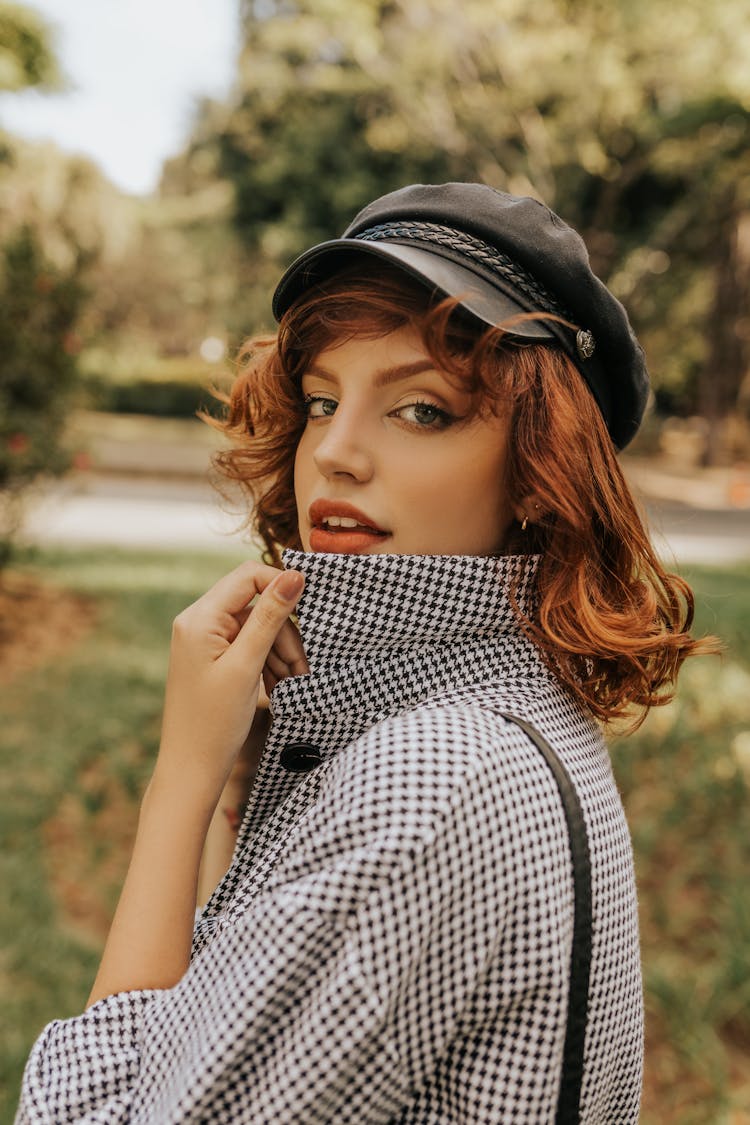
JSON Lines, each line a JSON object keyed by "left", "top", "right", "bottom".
{"left": 0, "top": 2, "right": 748, "bottom": 1122}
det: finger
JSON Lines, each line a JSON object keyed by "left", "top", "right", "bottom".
{"left": 234, "top": 607, "right": 252, "bottom": 630}
{"left": 270, "top": 618, "right": 310, "bottom": 676}
{"left": 232, "top": 571, "right": 305, "bottom": 668}
{"left": 262, "top": 666, "right": 279, "bottom": 697}
{"left": 198, "top": 560, "right": 283, "bottom": 619}
{"left": 265, "top": 649, "right": 290, "bottom": 683}
{"left": 211, "top": 605, "right": 250, "bottom": 646}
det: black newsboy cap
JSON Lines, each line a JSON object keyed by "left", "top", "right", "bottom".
{"left": 272, "top": 182, "right": 650, "bottom": 449}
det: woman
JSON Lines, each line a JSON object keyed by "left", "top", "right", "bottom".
{"left": 17, "top": 184, "right": 711, "bottom": 1123}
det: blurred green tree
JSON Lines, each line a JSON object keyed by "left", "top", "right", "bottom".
{"left": 197, "top": 0, "right": 750, "bottom": 457}
{"left": 0, "top": 225, "right": 86, "bottom": 563}
{"left": 0, "top": 0, "right": 62, "bottom": 92}
{"left": 0, "top": 2, "right": 88, "bottom": 564}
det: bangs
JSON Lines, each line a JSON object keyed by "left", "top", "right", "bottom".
{"left": 275, "top": 262, "right": 549, "bottom": 413}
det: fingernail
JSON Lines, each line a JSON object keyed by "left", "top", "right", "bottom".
{"left": 276, "top": 570, "right": 304, "bottom": 603}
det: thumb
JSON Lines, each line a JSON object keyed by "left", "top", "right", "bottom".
{"left": 233, "top": 570, "right": 305, "bottom": 669}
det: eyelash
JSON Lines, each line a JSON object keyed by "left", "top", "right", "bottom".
{"left": 301, "top": 394, "right": 454, "bottom": 431}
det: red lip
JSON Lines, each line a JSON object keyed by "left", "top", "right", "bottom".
{"left": 308, "top": 499, "right": 388, "bottom": 534}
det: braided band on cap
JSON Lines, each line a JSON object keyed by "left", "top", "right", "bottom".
{"left": 356, "top": 220, "right": 575, "bottom": 324}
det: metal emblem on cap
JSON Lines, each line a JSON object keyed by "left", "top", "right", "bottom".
{"left": 576, "top": 329, "right": 596, "bottom": 360}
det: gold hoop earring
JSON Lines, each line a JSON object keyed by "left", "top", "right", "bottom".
{"left": 521, "top": 515, "right": 528, "bottom": 532}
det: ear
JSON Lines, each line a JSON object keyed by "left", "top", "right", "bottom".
{"left": 514, "top": 495, "right": 545, "bottom": 525}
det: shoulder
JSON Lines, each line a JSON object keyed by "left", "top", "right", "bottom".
{"left": 318, "top": 701, "right": 571, "bottom": 855}
{"left": 262, "top": 699, "right": 577, "bottom": 930}
{"left": 336, "top": 696, "right": 569, "bottom": 781}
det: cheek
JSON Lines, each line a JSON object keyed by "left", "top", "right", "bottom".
{"left": 393, "top": 441, "right": 509, "bottom": 548}
{"left": 292, "top": 434, "right": 313, "bottom": 537}
{"left": 477, "top": 446, "right": 511, "bottom": 516}
{"left": 293, "top": 431, "right": 313, "bottom": 499}
{"left": 442, "top": 440, "right": 509, "bottom": 511}
{"left": 292, "top": 440, "right": 311, "bottom": 549}
{"left": 432, "top": 435, "right": 512, "bottom": 550}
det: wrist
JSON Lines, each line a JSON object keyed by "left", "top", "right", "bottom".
{"left": 144, "top": 759, "right": 221, "bottom": 826}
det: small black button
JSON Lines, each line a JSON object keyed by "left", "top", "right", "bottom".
{"left": 280, "top": 741, "right": 323, "bottom": 773}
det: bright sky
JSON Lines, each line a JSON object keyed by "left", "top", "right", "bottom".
{"left": 0, "top": 0, "right": 239, "bottom": 195}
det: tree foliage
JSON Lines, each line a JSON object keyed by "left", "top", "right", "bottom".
{"left": 184, "top": 0, "right": 750, "bottom": 451}
{"left": 0, "top": 4, "right": 83, "bottom": 563}
{"left": 2, "top": 0, "right": 748, "bottom": 460}
{"left": 0, "top": 1, "right": 62, "bottom": 92}
{"left": 0, "top": 225, "right": 86, "bottom": 561}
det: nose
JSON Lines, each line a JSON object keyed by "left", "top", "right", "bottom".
{"left": 312, "top": 409, "right": 374, "bottom": 482}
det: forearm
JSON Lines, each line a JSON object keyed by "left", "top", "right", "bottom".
{"left": 197, "top": 756, "right": 255, "bottom": 906}
{"left": 84, "top": 565, "right": 305, "bottom": 1010}
{"left": 197, "top": 702, "right": 270, "bottom": 906}
{"left": 87, "top": 767, "right": 214, "bottom": 1006}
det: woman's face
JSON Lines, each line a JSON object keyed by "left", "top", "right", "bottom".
{"left": 294, "top": 325, "right": 518, "bottom": 555}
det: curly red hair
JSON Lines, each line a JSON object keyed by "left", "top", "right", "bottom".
{"left": 206, "top": 265, "right": 716, "bottom": 726}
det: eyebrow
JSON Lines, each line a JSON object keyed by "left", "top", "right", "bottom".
{"left": 304, "top": 359, "right": 440, "bottom": 388}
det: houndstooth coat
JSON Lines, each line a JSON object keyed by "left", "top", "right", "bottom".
{"left": 17, "top": 550, "right": 643, "bottom": 1124}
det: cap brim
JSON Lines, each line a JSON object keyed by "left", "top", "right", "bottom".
{"left": 272, "top": 239, "right": 557, "bottom": 342}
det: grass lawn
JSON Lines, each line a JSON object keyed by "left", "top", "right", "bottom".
{"left": 1, "top": 546, "right": 749, "bottom": 1124}
{"left": 611, "top": 564, "right": 750, "bottom": 1123}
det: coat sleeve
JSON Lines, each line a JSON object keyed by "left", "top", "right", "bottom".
{"left": 16, "top": 708, "right": 569, "bottom": 1124}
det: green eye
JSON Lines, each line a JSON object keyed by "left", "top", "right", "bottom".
{"left": 398, "top": 401, "right": 452, "bottom": 428}
{"left": 304, "top": 394, "right": 337, "bottom": 418}
{"left": 413, "top": 403, "right": 442, "bottom": 425}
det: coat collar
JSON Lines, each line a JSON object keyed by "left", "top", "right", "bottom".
{"left": 208, "top": 550, "right": 551, "bottom": 922}
{"left": 282, "top": 548, "right": 539, "bottom": 670}
{"left": 264, "top": 550, "right": 545, "bottom": 758}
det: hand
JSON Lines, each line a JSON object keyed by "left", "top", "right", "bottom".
{"left": 263, "top": 618, "right": 310, "bottom": 697}
{"left": 87, "top": 563, "right": 309, "bottom": 1004}
{"left": 155, "top": 561, "right": 308, "bottom": 809}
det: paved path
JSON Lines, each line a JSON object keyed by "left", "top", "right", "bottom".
{"left": 19, "top": 472, "right": 750, "bottom": 565}
{"left": 645, "top": 501, "right": 750, "bottom": 565}
{"left": 22, "top": 476, "right": 246, "bottom": 554}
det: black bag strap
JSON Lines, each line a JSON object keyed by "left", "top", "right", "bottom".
{"left": 498, "top": 713, "right": 592, "bottom": 1125}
